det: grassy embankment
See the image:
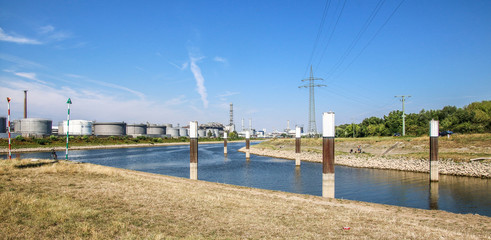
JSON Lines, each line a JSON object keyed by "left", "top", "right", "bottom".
{"left": 1, "top": 159, "right": 490, "bottom": 239}
{"left": 255, "top": 133, "right": 491, "bottom": 163}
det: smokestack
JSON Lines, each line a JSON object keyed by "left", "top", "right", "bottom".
{"left": 24, "top": 90, "right": 27, "bottom": 118}
{"left": 249, "top": 118, "right": 252, "bottom": 131}
{"left": 229, "top": 103, "right": 234, "bottom": 126}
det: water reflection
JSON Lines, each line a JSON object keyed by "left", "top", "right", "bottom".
{"left": 430, "top": 182, "right": 439, "bottom": 210}
{"left": 1, "top": 142, "right": 490, "bottom": 216}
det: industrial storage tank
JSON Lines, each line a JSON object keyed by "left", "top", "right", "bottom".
{"left": 147, "top": 124, "right": 166, "bottom": 135}
{"left": 59, "top": 120, "right": 93, "bottom": 136}
{"left": 198, "top": 129, "right": 206, "bottom": 138}
{"left": 14, "top": 118, "right": 52, "bottom": 137}
{"left": 126, "top": 124, "right": 147, "bottom": 136}
{"left": 179, "top": 128, "right": 188, "bottom": 137}
{"left": 168, "top": 128, "right": 179, "bottom": 138}
{"left": 93, "top": 122, "right": 126, "bottom": 136}
{"left": 163, "top": 123, "right": 173, "bottom": 129}
{"left": 0, "top": 117, "right": 6, "bottom": 133}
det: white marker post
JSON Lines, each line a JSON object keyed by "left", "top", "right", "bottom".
{"left": 430, "top": 120, "right": 439, "bottom": 182}
{"left": 245, "top": 130, "right": 250, "bottom": 160}
{"left": 223, "top": 132, "right": 228, "bottom": 155}
{"left": 189, "top": 121, "right": 198, "bottom": 180}
{"left": 295, "top": 126, "right": 301, "bottom": 166}
{"left": 322, "top": 112, "right": 335, "bottom": 198}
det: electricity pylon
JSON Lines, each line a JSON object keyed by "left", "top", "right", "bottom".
{"left": 299, "top": 66, "right": 326, "bottom": 136}
{"left": 395, "top": 95, "right": 411, "bottom": 136}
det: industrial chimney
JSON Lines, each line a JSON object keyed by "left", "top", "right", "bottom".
{"left": 24, "top": 90, "right": 27, "bottom": 118}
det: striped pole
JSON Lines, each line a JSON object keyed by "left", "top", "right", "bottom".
{"left": 429, "top": 119, "right": 439, "bottom": 182}
{"left": 322, "top": 112, "right": 335, "bottom": 198}
{"left": 7, "top": 97, "right": 11, "bottom": 160}
{"left": 189, "top": 121, "right": 198, "bottom": 180}
{"left": 295, "top": 126, "right": 301, "bottom": 166}
{"left": 245, "top": 130, "right": 250, "bottom": 159}
{"left": 65, "top": 98, "right": 72, "bottom": 160}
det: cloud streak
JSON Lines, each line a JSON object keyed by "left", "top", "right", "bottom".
{"left": 189, "top": 56, "right": 208, "bottom": 108}
{"left": 0, "top": 27, "right": 41, "bottom": 44}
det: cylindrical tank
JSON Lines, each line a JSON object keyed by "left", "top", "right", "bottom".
{"left": 147, "top": 124, "right": 166, "bottom": 135}
{"left": 168, "top": 128, "right": 179, "bottom": 137}
{"left": 93, "top": 122, "right": 126, "bottom": 136}
{"left": 163, "top": 123, "right": 173, "bottom": 129}
{"left": 198, "top": 129, "right": 206, "bottom": 138}
{"left": 14, "top": 118, "right": 52, "bottom": 137}
{"left": 126, "top": 124, "right": 147, "bottom": 136}
{"left": 0, "top": 117, "right": 6, "bottom": 133}
{"left": 59, "top": 120, "right": 93, "bottom": 135}
{"left": 179, "top": 128, "right": 188, "bottom": 137}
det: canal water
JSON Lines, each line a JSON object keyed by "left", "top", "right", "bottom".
{"left": 4, "top": 142, "right": 490, "bottom": 216}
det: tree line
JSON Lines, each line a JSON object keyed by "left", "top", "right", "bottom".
{"left": 336, "top": 100, "right": 490, "bottom": 137}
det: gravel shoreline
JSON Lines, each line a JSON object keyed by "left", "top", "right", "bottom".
{"left": 240, "top": 147, "right": 491, "bottom": 178}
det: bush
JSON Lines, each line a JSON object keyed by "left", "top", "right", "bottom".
{"left": 49, "top": 135, "right": 59, "bottom": 141}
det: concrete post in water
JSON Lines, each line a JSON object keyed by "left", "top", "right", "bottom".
{"left": 189, "top": 121, "right": 198, "bottom": 180}
{"left": 224, "top": 132, "right": 228, "bottom": 155}
{"left": 430, "top": 120, "right": 439, "bottom": 182}
{"left": 322, "top": 112, "right": 335, "bottom": 198}
{"left": 429, "top": 182, "right": 439, "bottom": 210}
{"left": 295, "top": 126, "right": 301, "bottom": 166}
{"left": 245, "top": 130, "right": 250, "bottom": 159}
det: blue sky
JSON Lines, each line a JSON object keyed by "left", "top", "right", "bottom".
{"left": 1, "top": 0, "right": 490, "bottom": 132}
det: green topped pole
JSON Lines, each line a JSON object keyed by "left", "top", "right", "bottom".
{"left": 65, "top": 98, "right": 72, "bottom": 160}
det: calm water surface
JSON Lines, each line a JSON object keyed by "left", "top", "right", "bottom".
{"left": 4, "top": 142, "right": 490, "bottom": 216}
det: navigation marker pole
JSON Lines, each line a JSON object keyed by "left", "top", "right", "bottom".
{"left": 7, "top": 97, "right": 12, "bottom": 160}
{"left": 295, "top": 126, "right": 301, "bottom": 166}
{"left": 245, "top": 130, "right": 250, "bottom": 160}
{"left": 224, "top": 132, "right": 228, "bottom": 156}
{"left": 189, "top": 121, "right": 198, "bottom": 180}
{"left": 322, "top": 112, "right": 335, "bottom": 198}
{"left": 65, "top": 98, "right": 72, "bottom": 160}
{"left": 429, "top": 120, "right": 439, "bottom": 182}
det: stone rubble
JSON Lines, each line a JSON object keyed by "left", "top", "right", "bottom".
{"left": 239, "top": 147, "right": 491, "bottom": 178}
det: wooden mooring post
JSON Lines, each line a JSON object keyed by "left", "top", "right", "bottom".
{"left": 430, "top": 119, "right": 439, "bottom": 182}
{"left": 189, "top": 121, "right": 198, "bottom": 180}
{"left": 295, "top": 126, "right": 301, "bottom": 166}
{"left": 322, "top": 112, "right": 335, "bottom": 198}
{"left": 245, "top": 131, "right": 250, "bottom": 160}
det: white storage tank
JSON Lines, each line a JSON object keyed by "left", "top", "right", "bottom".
{"left": 127, "top": 124, "right": 147, "bottom": 136}
{"left": 93, "top": 122, "right": 126, "bottom": 136}
{"left": 14, "top": 118, "right": 52, "bottom": 137}
{"left": 212, "top": 129, "right": 219, "bottom": 138}
{"left": 179, "top": 128, "right": 188, "bottom": 137}
{"left": 168, "top": 128, "right": 179, "bottom": 137}
{"left": 59, "top": 120, "right": 93, "bottom": 136}
{"left": 147, "top": 124, "right": 166, "bottom": 135}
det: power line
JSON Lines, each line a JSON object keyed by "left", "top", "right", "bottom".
{"left": 326, "top": 0, "right": 386, "bottom": 77}
{"left": 303, "top": 0, "right": 332, "bottom": 78}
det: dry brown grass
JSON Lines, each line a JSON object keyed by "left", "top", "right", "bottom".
{"left": 1, "top": 159, "right": 490, "bottom": 239}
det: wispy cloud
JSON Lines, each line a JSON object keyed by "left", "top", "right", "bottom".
{"left": 213, "top": 56, "right": 228, "bottom": 64}
{"left": 4, "top": 69, "right": 46, "bottom": 84}
{"left": 218, "top": 91, "right": 239, "bottom": 101}
{"left": 38, "top": 25, "right": 71, "bottom": 41}
{"left": 0, "top": 27, "right": 41, "bottom": 44}
{"left": 189, "top": 56, "right": 208, "bottom": 108}
{"left": 168, "top": 61, "right": 189, "bottom": 70}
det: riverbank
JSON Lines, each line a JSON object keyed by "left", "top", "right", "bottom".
{"left": 0, "top": 140, "right": 252, "bottom": 153}
{"left": 1, "top": 159, "right": 489, "bottom": 239}
{"left": 240, "top": 147, "right": 491, "bottom": 178}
